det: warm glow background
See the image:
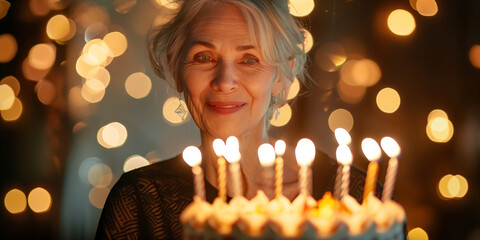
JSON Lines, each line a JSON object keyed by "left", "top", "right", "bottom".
{"left": 1, "top": 0, "right": 479, "bottom": 239}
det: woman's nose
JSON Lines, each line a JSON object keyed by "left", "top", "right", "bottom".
{"left": 211, "top": 61, "right": 239, "bottom": 93}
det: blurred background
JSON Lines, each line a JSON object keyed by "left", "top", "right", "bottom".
{"left": 1, "top": 0, "right": 479, "bottom": 239}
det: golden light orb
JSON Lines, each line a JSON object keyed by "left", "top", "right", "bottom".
{"left": 416, "top": 0, "right": 438, "bottom": 17}
{"left": 427, "top": 109, "right": 448, "bottom": 122}
{"left": 387, "top": 9, "right": 416, "bottom": 36}
{"left": 300, "top": 28, "right": 314, "bottom": 53}
{"left": 97, "top": 122, "right": 128, "bottom": 148}
{"left": 376, "top": 87, "right": 401, "bottom": 113}
{"left": 468, "top": 45, "right": 480, "bottom": 69}
{"left": 27, "top": 187, "right": 52, "bottom": 213}
{"left": 289, "top": 0, "right": 315, "bottom": 17}
{"left": 0, "top": 76, "right": 20, "bottom": 96}
{"left": 1, "top": 97, "right": 22, "bottom": 121}
{"left": 81, "top": 82, "right": 105, "bottom": 103}
{"left": 4, "top": 189, "right": 27, "bottom": 214}
{"left": 328, "top": 108, "right": 354, "bottom": 132}
{"left": 0, "top": 84, "right": 15, "bottom": 110}
{"left": 125, "top": 72, "right": 152, "bottom": 99}
{"left": 28, "top": 43, "right": 56, "bottom": 70}
{"left": 103, "top": 31, "right": 128, "bottom": 57}
{"left": 337, "top": 79, "right": 367, "bottom": 104}
{"left": 438, "top": 174, "right": 454, "bottom": 198}
{"left": 0, "top": 0, "right": 11, "bottom": 20}
{"left": 124, "top": 155, "right": 150, "bottom": 172}
{"left": 426, "top": 117, "right": 454, "bottom": 143}
{"left": 287, "top": 77, "right": 300, "bottom": 100}
{"left": 88, "top": 163, "right": 113, "bottom": 187}
{"left": 455, "top": 175, "right": 468, "bottom": 198}
{"left": 0, "top": 34, "right": 17, "bottom": 63}
{"left": 86, "top": 67, "right": 111, "bottom": 89}
{"left": 46, "top": 14, "right": 70, "bottom": 40}
{"left": 407, "top": 227, "right": 429, "bottom": 240}
{"left": 89, "top": 187, "right": 110, "bottom": 209}
{"left": 36, "top": 80, "right": 56, "bottom": 105}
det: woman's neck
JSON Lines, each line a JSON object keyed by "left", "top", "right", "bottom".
{"left": 200, "top": 123, "right": 271, "bottom": 199}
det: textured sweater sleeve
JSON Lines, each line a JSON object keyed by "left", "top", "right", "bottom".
{"left": 95, "top": 174, "right": 141, "bottom": 240}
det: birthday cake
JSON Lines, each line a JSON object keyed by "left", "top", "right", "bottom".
{"left": 180, "top": 135, "right": 406, "bottom": 239}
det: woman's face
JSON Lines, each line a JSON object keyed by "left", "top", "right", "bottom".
{"left": 179, "top": 3, "right": 282, "bottom": 140}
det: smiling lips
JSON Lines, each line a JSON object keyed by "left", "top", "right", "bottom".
{"left": 208, "top": 102, "right": 246, "bottom": 114}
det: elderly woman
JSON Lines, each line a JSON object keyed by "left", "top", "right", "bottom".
{"left": 95, "top": 0, "right": 378, "bottom": 239}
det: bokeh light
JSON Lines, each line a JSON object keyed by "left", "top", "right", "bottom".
{"left": 103, "top": 31, "right": 128, "bottom": 57}
{"left": 328, "top": 108, "right": 354, "bottom": 132}
{"left": 78, "top": 157, "right": 102, "bottom": 184}
{"left": 82, "top": 39, "right": 113, "bottom": 66}
{"left": 387, "top": 9, "right": 416, "bottom": 36}
{"left": 286, "top": 77, "right": 300, "bottom": 100}
{"left": 76, "top": 55, "right": 97, "bottom": 78}
{"left": 27, "top": 187, "right": 52, "bottom": 213}
{"left": 315, "top": 42, "right": 347, "bottom": 72}
{"left": 113, "top": 0, "right": 137, "bottom": 13}
{"left": 337, "top": 80, "right": 367, "bottom": 104}
{"left": 89, "top": 187, "right": 110, "bottom": 209}
{"left": 427, "top": 109, "right": 448, "bottom": 122}
{"left": 162, "top": 97, "right": 189, "bottom": 125}
{"left": 426, "top": 111, "right": 454, "bottom": 143}
{"left": 4, "top": 189, "right": 27, "bottom": 214}
{"left": 124, "top": 155, "right": 150, "bottom": 172}
{"left": 0, "top": 76, "right": 20, "bottom": 96}
{"left": 28, "top": 43, "right": 56, "bottom": 70}
{"left": 376, "top": 87, "right": 401, "bottom": 113}
{"left": 438, "top": 174, "right": 468, "bottom": 199}
{"left": 36, "top": 80, "right": 56, "bottom": 105}
{"left": 29, "top": 0, "right": 51, "bottom": 17}
{"left": 88, "top": 163, "right": 113, "bottom": 187}
{"left": 301, "top": 28, "right": 314, "bottom": 53}
{"left": 469, "top": 45, "right": 480, "bottom": 69}
{"left": 416, "top": 0, "right": 438, "bottom": 17}
{"left": 340, "top": 59, "right": 381, "bottom": 87}
{"left": 84, "top": 22, "right": 108, "bottom": 42}
{"left": 22, "top": 58, "right": 50, "bottom": 81}
{"left": 270, "top": 103, "right": 292, "bottom": 127}
{"left": 46, "top": 14, "right": 70, "bottom": 40}
{"left": 0, "top": 0, "right": 11, "bottom": 20}
{"left": 81, "top": 82, "right": 105, "bottom": 103}
{"left": 407, "top": 227, "right": 429, "bottom": 240}
{"left": 125, "top": 72, "right": 152, "bottom": 99}
{"left": 0, "top": 34, "right": 18, "bottom": 63}
{"left": 288, "top": 0, "right": 315, "bottom": 17}
{"left": 1, "top": 97, "right": 23, "bottom": 121}
{"left": 97, "top": 122, "right": 128, "bottom": 148}
{"left": 0, "top": 84, "right": 15, "bottom": 110}
{"left": 86, "top": 66, "right": 111, "bottom": 89}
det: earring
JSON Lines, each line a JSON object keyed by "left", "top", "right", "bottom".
{"left": 273, "top": 95, "right": 280, "bottom": 121}
{"left": 175, "top": 97, "right": 187, "bottom": 121}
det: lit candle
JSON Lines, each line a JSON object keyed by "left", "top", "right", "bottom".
{"left": 213, "top": 138, "right": 227, "bottom": 201}
{"left": 183, "top": 146, "right": 205, "bottom": 201}
{"left": 380, "top": 137, "right": 401, "bottom": 202}
{"left": 274, "top": 140, "right": 286, "bottom": 199}
{"left": 295, "top": 138, "right": 316, "bottom": 196}
{"left": 333, "top": 128, "right": 352, "bottom": 199}
{"left": 361, "top": 138, "right": 382, "bottom": 202}
{"left": 225, "top": 136, "right": 242, "bottom": 197}
{"left": 258, "top": 143, "right": 276, "bottom": 199}
{"left": 336, "top": 145, "right": 353, "bottom": 200}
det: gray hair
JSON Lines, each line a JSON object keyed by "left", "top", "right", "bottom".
{"left": 148, "top": 0, "right": 308, "bottom": 102}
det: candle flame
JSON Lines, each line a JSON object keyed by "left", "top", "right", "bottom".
{"left": 226, "top": 136, "right": 239, "bottom": 152}
{"left": 334, "top": 128, "right": 352, "bottom": 145}
{"left": 295, "top": 138, "right": 316, "bottom": 166}
{"left": 380, "top": 137, "right": 401, "bottom": 157}
{"left": 213, "top": 138, "right": 225, "bottom": 157}
{"left": 258, "top": 143, "right": 276, "bottom": 167}
{"left": 182, "top": 146, "right": 202, "bottom": 166}
{"left": 336, "top": 145, "right": 353, "bottom": 165}
{"left": 361, "top": 138, "right": 381, "bottom": 161}
{"left": 274, "top": 140, "right": 286, "bottom": 156}
{"left": 224, "top": 150, "right": 241, "bottom": 163}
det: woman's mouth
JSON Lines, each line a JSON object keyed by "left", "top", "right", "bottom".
{"left": 207, "top": 102, "right": 246, "bottom": 114}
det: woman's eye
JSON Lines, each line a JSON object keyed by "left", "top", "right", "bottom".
{"left": 193, "top": 54, "right": 215, "bottom": 63}
{"left": 242, "top": 56, "right": 258, "bottom": 65}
